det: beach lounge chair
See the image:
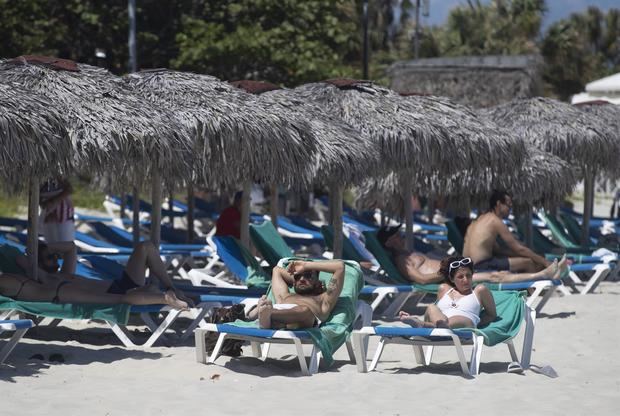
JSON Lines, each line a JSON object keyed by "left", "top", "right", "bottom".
{"left": 249, "top": 221, "right": 295, "bottom": 269}
{"left": 195, "top": 258, "right": 372, "bottom": 376}
{"left": 0, "top": 319, "right": 34, "bottom": 365}
{"left": 351, "top": 290, "right": 536, "bottom": 377}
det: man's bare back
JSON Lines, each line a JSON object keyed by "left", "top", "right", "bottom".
{"left": 463, "top": 212, "right": 501, "bottom": 264}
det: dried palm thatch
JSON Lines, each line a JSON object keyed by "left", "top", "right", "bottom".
{"left": 0, "top": 81, "right": 70, "bottom": 192}
{"left": 0, "top": 57, "right": 193, "bottom": 190}
{"left": 293, "top": 80, "right": 523, "bottom": 176}
{"left": 481, "top": 97, "right": 619, "bottom": 173}
{"left": 355, "top": 148, "right": 576, "bottom": 215}
{"left": 575, "top": 102, "right": 620, "bottom": 179}
{"left": 231, "top": 81, "right": 380, "bottom": 186}
{"left": 125, "top": 70, "right": 318, "bottom": 190}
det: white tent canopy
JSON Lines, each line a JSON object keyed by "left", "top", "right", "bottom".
{"left": 572, "top": 72, "right": 620, "bottom": 105}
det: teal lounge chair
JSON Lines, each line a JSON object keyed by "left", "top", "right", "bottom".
{"left": 195, "top": 258, "right": 372, "bottom": 375}
{"left": 352, "top": 290, "right": 536, "bottom": 377}
{"left": 249, "top": 221, "right": 294, "bottom": 268}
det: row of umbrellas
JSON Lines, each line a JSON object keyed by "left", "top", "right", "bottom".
{"left": 2, "top": 56, "right": 619, "bottom": 279}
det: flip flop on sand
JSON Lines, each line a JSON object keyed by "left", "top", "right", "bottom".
{"left": 529, "top": 364, "right": 558, "bottom": 378}
{"left": 507, "top": 361, "right": 524, "bottom": 374}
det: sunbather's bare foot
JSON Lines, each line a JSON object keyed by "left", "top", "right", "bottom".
{"left": 164, "top": 289, "right": 189, "bottom": 311}
{"left": 399, "top": 311, "right": 425, "bottom": 328}
{"left": 558, "top": 255, "right": 568, "bottom": 277}
{"left": 258, "top": 296, "right": 273, "bottom": 329}
{"left": 539, "top": 258, "right": 559, "bottom": 280}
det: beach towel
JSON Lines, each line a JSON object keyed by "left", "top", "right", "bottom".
{"left": 236, "top": 239, "right": 271, "bottom": 289}
{"left": 0, "top": 295, "right": 131, "bottom": 325}
{"left": 232, "top": 257, "right": 363, "bottom": 367}
{"left": 464, "top": 290, "right": 525, "bottom": 347}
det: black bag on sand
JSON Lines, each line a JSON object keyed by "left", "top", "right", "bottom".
{"left": 205, "top": 304, "right": 246, "bottom": 357}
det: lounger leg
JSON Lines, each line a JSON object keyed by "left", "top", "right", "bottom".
{"left": 293, "top": 339, "right": 310, "bottom": 376}
{"left": 107, "top": 322, "right": 138, "bottom": 347}
{"left": 141, "top": 309, "right": 183, "bottom": 348}
{"left": 581, "top": 264, "right": 610, "bottom": 295}
{"left": 412, "top": 345, "right": 425, "bottom": 365}
{"left": 195, "top": 329, "right": 208, "bottom": 363}
{"left": 345, "top": 339, "right": 355, "bottom": 362}
{"left": 506, "top": 340, "right": 519, "bottom": 362}
{"left": 468, "top": 336, "right": 483, "bottom": 376}
{"left": 532, "top": 287, "right": 554, "bottom": 314}
{"left": 308, "top": 346, "right": 320, "bottom": 374}
{"left": 208, "top": 333, "right": 228, "bottom": 364}
{"left": 250, "top": 341, "right": 263, "bottom": 358}
{"left": 521, "top": 304, "right": 536, "bottom": 369}
{"left": 0, "top": 328, "right": 28, "bottom": 365}
{"left": 424, "top": 346, "right": 434, "bottom": 365}
{"left": 369, "top": 337, "right": 387, "bottom": 372}
{"left": 451, "top": 336, "right": 472, "bottom": 377}
{"left": 351, "top": 332, "right": 369, "bottom": 373}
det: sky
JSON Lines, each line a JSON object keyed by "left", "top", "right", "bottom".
{"left": 423, "top": 0, "right": 618, "bottom": 30}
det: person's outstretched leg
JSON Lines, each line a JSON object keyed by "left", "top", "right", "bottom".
{"left": 124, "top": 241, "right": 170, "bottom": 286}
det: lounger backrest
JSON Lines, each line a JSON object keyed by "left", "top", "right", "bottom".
{"left": 538, "top": 212, "right": 578, "bottom": 248}
{"left": 445, "top": 220, "right": 464, "bottom": 254}
{"left": 249, "top": 221, "right": 294, "bottom": 268}
{"left": 213, "top": 236, "right": 269, "bottom": 288}
{"left": 320, "top": 225, "right": 366, "bottom": 262}
{"left": 559, "top": 212, "right": 585, "bottom": 244}
{"left": 362, "top": 231, "right": 409, "bottom": 284}
{"left": 90, "top": 222, "right": 135, "bottom": 248}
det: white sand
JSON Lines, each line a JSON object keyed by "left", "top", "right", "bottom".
{"left": 2, "top": 282, "right": 619, "bottom": 416}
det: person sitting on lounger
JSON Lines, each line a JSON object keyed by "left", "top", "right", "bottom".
{"left": 253, "top": 260, "right": 345, "bottom": 329}
{"left": 463, "top": 190, "right": 550, "bottom": 272}
{"left": 399, "top": 256, "right": 496, "bottom": 329}
{"left": 378, "top": 225, "right": 566, "bottom": 284}
{"left": 2, "top": 240, "right": 193, "bottom": 306}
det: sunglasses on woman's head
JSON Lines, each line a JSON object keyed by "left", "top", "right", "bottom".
{"left": 449, "top": 257, "right": 472, "bottom": 274}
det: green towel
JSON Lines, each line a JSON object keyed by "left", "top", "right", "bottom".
{"left": 233, "top": 257, "right": 363, "bottom": 367}
{"left": 464, "top": 290, "right": 525, "bottom": 347}
{"left": 0, "top": 295, "right": 131, "bottom": 325}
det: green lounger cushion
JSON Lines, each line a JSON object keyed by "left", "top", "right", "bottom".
{"left": 249, "top": 221, "right": 294, "bottom": 268}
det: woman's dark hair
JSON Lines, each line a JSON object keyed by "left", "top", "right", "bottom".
{"left": 438, "top": 255, "right": 474, "bottom": 286}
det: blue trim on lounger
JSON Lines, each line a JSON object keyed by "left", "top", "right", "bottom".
{"left": 212, "top": 236, "right": 250, "bottom": 281}
{"left": 197, "top": 295, "right": 250, "bottom": 304}
{"left": 494, "top": 280, "right": 561, "bottom": 291}
{"left": 570, "top": 263, "right": 608, "bottom": 272}
{"left": 0, "top": 319, "right": 34, "bottom": 330}
{"left": 360, "top": 285, "right": 417, "bottom": 294}
{"left": 215, "top": 324, "right": 311, "bottom": 339}
{"left": 373, "top": 326, "right": 473, "bottom": 339}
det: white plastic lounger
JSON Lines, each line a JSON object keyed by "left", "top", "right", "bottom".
{"left": 0, "top": 319, "right": 34, "bottom": 365}
{"left": 195, "top": 300, "right": 372, "bottom": 376}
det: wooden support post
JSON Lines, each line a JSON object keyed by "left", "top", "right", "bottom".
{"left": 151, "top": 168, "right": 162, "bottom": 247}
{"left": 187, "top": 185, "right": 195, "bottom": 243}
{"left": 132, "top": 187, "right": 140, "bottom": 247}
{"left": 240, "top": 180, "right": 252, "bottom": 249}
{"left": 330, "top": 183, "right": 344, "bottom": 259}
{"left": 401, "top": 174, "right": 414, "bottom": 251}
{"left": 270, "top": 184, "right": 278, "bottom": 228}
{"left": 582, "top": 168, "right": 595, "bottom": 246}
{"left": 27, "top": 176, "right": 40, "bottom": 282}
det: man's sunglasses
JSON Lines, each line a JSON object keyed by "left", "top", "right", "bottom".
{"left": 293, "top": 272, "right": 316, "bottom": 282}
{"left": 449, "top": 257, "right": 472, "bottom": 274}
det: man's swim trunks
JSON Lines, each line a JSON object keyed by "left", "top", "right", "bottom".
{"left": 475, "top": 256, "right": 510, "bottom": 271}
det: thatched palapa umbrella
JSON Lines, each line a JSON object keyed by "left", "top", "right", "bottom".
{"left": 355, "top": 147, "right": 576, "bottom": 246}
{"left": 483, "top": 97, "right": 619, "bottom": 244}
{"left": 231, "top": 80, "right": 380, "bottom": 257}
{"left": 0, "top": 56, "right": 194, "bottom": 247}
{"left": 0, "top": 81, "right": 70, "bottom": 278}
{"left": 293, "top": 80, "right": 525, "bottom": 249}
{"left": 125, "top": 70, "right": 319, "bottom": 248}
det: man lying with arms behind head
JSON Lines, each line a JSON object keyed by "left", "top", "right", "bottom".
{"left": 254, "top": 260, "right": 345, "bottom": 329}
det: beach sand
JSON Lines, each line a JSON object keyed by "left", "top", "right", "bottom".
{"left": 2, "top": 282, "right": 619, "bottom": 416}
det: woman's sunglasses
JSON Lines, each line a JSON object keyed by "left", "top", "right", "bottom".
{"left": 449, "top": 257, "right": 472, "bottom": 274}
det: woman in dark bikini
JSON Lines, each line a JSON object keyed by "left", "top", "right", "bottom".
{"left": 0, "top": 271, "right": 189, "bottom": 310}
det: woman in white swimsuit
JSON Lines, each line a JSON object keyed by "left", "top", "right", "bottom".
{"left": 399, "top": 256, "right": 496, "bottom": 329}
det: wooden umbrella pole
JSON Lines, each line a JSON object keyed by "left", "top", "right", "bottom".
{"left": 330, "top": 182, "right": 344, "bottom": 259}
{"left": 187, "top": 184, "right": 195, "bottom": 243}
{"left": 132, "top": 186, "right": 140, "bottom": 247}
{"left": 270, "top": 183, "right": 278, "bottom": 228}
{"left": 582, "top": 167, "right": 595, "bottom": 246}
{"left": 401, "top": 174, "right": 414, "bottom": 251}
{"left": 119, "top": 193, "right": 127, "bottom": 219}
{"left": 168, "top": 190, "right": 175, "bottom": 229}
{"left": 27, "top": 176, "right": 40, "bottom": 282}
{"left": 151, "top": 167, "right": 163, "bottom": 248}
{"left": 240, "top": 180, "right": 252, "bottom": 249}
{"left": 522, "top": 204, "right": 533, "bottom": 249}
